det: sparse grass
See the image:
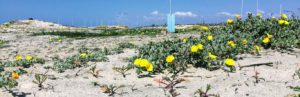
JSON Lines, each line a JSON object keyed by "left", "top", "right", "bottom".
{"left": 194, "top": 84, "right": 220, "bottom": 97}
{"left": 117, "top": 42, "right": 136, "bottom": 49}
{"left": 53, "top": 47, "right": 125, "bottom": 73}
{"left": 32, "top": 28, "right": 165, "bottom": 38}
{"left": 112, "top": 66, "right": 130, "bottom": 78}
{"left": 32, "top": 73, "right": 48, "bottom": 90}
{"left": 0, "top": 40, "right": 7, "bottom": 47}
{"left": 100, "top": 84, "right": 126, "bottom": 96}
{"left": 88, "top": 65, "right": 102, "bottom": 78}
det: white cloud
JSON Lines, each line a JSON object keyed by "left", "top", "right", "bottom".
{"left": 217, "top": 12, "right": 235, "bottom": 16}
{"left": 174, "top": 11, "right": 197, "bottom": 17}
{"left": 151, "top": 10, "right": 159, "bottom": 15}
{"left": 143, "top": 15, "right": 165, "bottom": 21}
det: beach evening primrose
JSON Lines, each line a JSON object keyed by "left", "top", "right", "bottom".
{"left": 242, "top": 39, "right": 247, "bottom": 45}
{"left": 254, "top": 45, "right": 261, "bottom": 52}
{"left": 207, "top": 35, "right": 213, "bottom": 41}
{"left": 134, "top": 58, "right": 153, "bottom": 72}
{"left": 225, "top": 59, "right": 235, "bottom": 67}
{"left": 278, "top": 20, "right": 285, "bottom": 25}
{"left": 281, "top": 13, "right": 287, "bottom": 20}
{"left": 15, "top": 55, "right": 23, "bottom": 60}
{"left": 201, "top": 26, "right": 209, "bottom": 31}
{"left": 11, "top": 72, "right": 20, "bottom": 80}
{"left": 257, "top": 12, "right": 262, "bottom": 17}
{"left": 208, "top": 53, "right": 217, "bottom": 60}
{"left": 146, "top": 63, "right": 153, "bottom": 72}
{"left": 197, "top": 43, "right": 204, "bottom": 50}
{"left": 227, "top": 19, "right": 234, "bottom": 24}
{"left": 284, "top": 20, "right": 289, "bottom": 25}
{"left": 266, "top": 34, "right": 273, "bottom": 39}
{"left": 182, "top": 38, "right": 187, "bottom": 43}
{"left": 227, "top": 41, "right": 236, "bottom": 48}
{"left": 190, "top": 45, "right": 198, "bottom": 53}
{"left": 234, "top": 14, "right": 241, "bottom": 19}
{"left": 166, "top": 55, "right": 175, "bottom": 63}
{"left": 134, "top": 58, "right": 142, "bottom": 66}
{"left": 263, "top": 37, "right": 270, "bottom": 44}
{"left": 80, "top": 53, "right": 87, "bottom": 58}
{"left": 26, "top": 55, "right": 33, "bottom": 61}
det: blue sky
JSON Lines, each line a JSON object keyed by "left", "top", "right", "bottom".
{"left": 0, "top": 0, "right": 299, "bottom": 27}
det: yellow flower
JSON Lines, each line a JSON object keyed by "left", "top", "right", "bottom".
{"left": 227, "top": 41, "right": 236, "bottom": 48}
{"left": 11, "top": 72, "right": 20, "bottom": 80}
{"left": 278, "top": 20, "right": 285, "bottom": 25}
{"left": 284, "top": 21, "right": 289, "bottom": 25}
{"left": 166, "top": 55, "right": 175, "bottom": 63}
{"left": 201, "top": 26, "right": 209, "bottom": 31}
{"left": 225, "top": 59, "right": 235, "bottom": 67}
{"left": 182, "top": 38, "right": 187, "bottom": 43}
{"left": 139, "top": 59, "right": 150, "bottom": 67}
{"left": 257, "top": 12, "right": 262, "bottom": 17}
{"left": 242, "top": 39, "right": 247, "bottom": 45}
{"left": 146, "top": 63, "right": 153, "bottom": 72}
{"left": 281, "top": 13, "right": 287, "bottom": 19}
{"left": 88, "top": 53, "right": 92, "bottom": 57}
{"left": 254, "top": 45, "right": 260, "bottom": 52}
{"left": 234, "top": 14, "right": 241, "bottom": 19}
{"left": 190, "top": 45, "right": 198, "bottom": 53}
{"left": 80, "top": 53, "right": 87, "bottom": 58}
{"left": 227, "top": 19, "right": 234, "bottom": 24}
{"left": 197, "top": 43, "right": 204, "bottom": 50}
{"left": 272, "top": 16, "right": 276, "bottom": 19}
{"left": 266, "top": 34, "right": 273, "bottom": 39}
{"left": 134, "top": 58, "right": 142, "bottom": 66}
{"left": 207, "top": 35, "right": 213, "bottom": 41}
{"left": 15, "top": 55, "right": 23, "bottom": 60}
{"left": 263, "top": 37, "right": 270, "bottom": 44}
{"left": 26, "top": 55, "right": 33, "bottom": 61}
{"left": 208, "top": 53, "right": 217, "bottom": 60}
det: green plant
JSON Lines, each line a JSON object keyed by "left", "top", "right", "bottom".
{"left": 117, "top": 42, "right": 136, "bottom": 49}
{"left": 296, "top": 69, "right": 300, "bottom": 79}
{"left": 0, "top": 40, "right": 6, "bottom": 47}
{"left": 32, "top": 28, "right": 167, "bottom": 38}
{"left": 100, "top": 84, "right": 126, "bottom": 96}
{"left": 0, "top": 69, "right": 27, "bottom": 92}
{"left": 154, "top": 73, "right": 185, "bottom": 97}
{"left": 53, "top": 47, "right": 127, "bottom": 72}
{"left": 131, "top": 14, "right": 300, "bottom": 75}
{"left": 194, "top": 84, "right": 220, "bottom": 97}
{"left": 32, "top": 73, "right": 48, "bottom": 90}
{"left": 289, "top": 86, "right": 300, "bottom": 97}
{"left": 112, "top": 66, "right": 130, "bottom": 78}
{"left": 1, "top": 56, "right": 45, "bottom": 68}
{"left": 88, "top": 65, "right": 101, "bottom": 78}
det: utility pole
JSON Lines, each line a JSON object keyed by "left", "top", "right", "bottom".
{"left": 241, "top": 0, "right": 244, "bottom": 17}
{"left": 256, "top": 0, "right": 259, "bottom": 14}
{"left": 280, "top": 4, "right": 282, "bottom": 15}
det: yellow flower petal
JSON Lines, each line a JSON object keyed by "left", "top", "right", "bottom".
{"left": 190, "top": 45, "right": 198, "bottom": 53}
{"left": 225, "top": 59, "right": 235, "bottom": 67}
{"left": 166, "top": 55, "right": 175, "bottom": 63}
{"left": 15, "top": 55, "right": 23, "bottom": 60}
{"left": 11, "top": 72, "right": 20, "bottom": 80}
{"left": 227, "top": 19, "right": 234, "bottom": 24}
{"left": 26, "top": 55, "right": 33, "bottom": 61}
